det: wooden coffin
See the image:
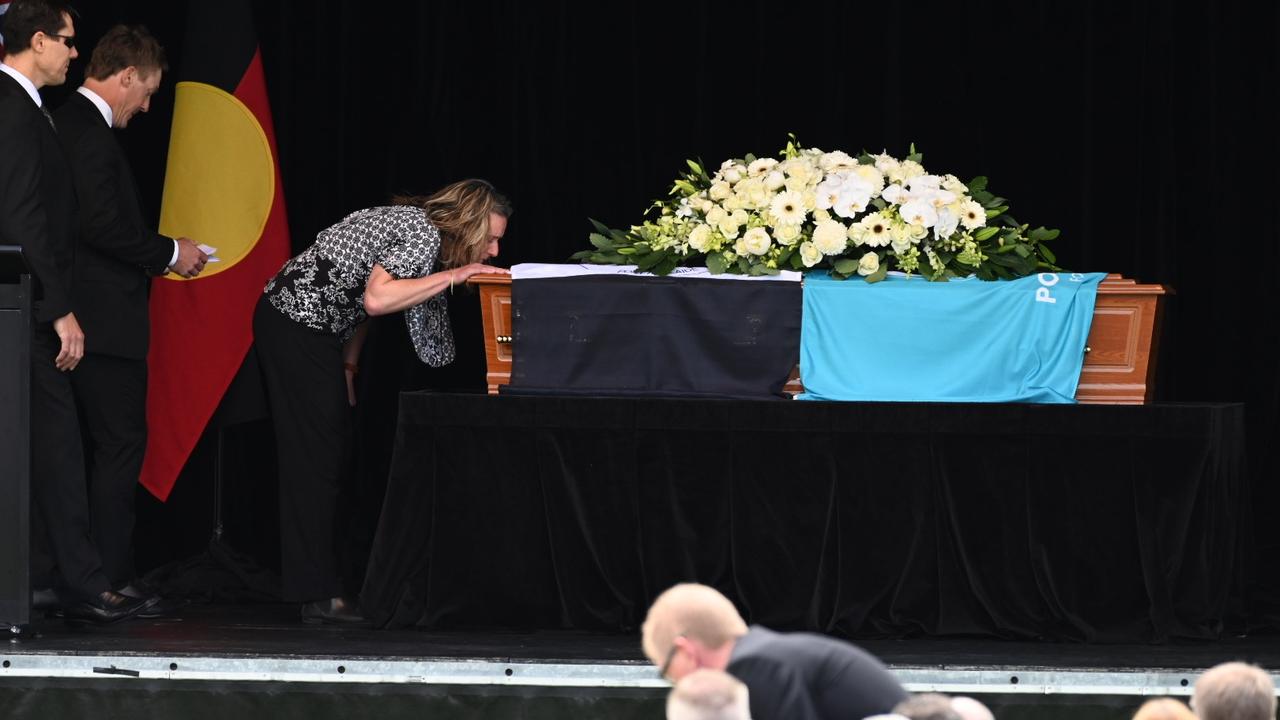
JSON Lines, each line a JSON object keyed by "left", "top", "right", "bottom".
{"left": 469, "top": 273, "right": 1169, "bottom": 404}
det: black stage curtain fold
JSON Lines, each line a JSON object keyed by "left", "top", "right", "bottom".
{"left": 362, "top": 394, "right": 1246, "bottom": 643}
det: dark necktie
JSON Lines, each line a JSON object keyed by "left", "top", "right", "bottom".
{"left": 39, "top": 105, "right": 55, "bottom": 130}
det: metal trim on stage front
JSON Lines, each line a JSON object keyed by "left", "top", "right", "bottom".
{"left": 6, "top": 653, "right": 1276, "bottom": 697}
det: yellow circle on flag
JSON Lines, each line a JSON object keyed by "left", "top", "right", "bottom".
{"left": 158, "top": 81, "right": 275, "bottom": 280}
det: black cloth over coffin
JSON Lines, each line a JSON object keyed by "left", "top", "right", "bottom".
{"left": 507, "top": 275, "right": 801, "bottom": 399}
{"left": 360, "top": 394, "right": 1247, "bottom": 643}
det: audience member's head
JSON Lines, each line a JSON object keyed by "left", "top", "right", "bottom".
{"left": 1131, "top": 698, "right": 1196, "bottom": 720}
{"left": 894, "top": 693, "right": 962, "bottom": 720}
{"left": 642, "top": 583, "right": 748, "bottom": 681}
{"left": 1192, "top": 662, "right": 1276, "bottom": 720}
{"left": 950, "top": 696, "right": 995, "bottom": 720}
{"left": 666, "top": 669, "right": 750, "bottom": 720}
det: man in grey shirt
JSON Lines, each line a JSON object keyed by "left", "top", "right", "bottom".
{"left": 643, "top": 583, "right": 907, "bottom": 720}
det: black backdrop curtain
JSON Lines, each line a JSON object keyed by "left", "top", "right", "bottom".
{"left": 50, "top": 1, "right": 1280, "bottom": 620}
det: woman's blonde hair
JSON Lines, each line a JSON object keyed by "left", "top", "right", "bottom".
{"left": 394, "top": 179, "right": 512, "bottom": 269}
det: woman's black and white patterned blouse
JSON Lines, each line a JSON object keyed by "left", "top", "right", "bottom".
{"left": 263, "top": 205, "right": 455, "bottom": 366}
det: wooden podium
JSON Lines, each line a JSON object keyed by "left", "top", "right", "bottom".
{"left": 469, "top": 273, "right": 1169, "bottom": 403}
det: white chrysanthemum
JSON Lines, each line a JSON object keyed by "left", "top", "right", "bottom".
{"left": 748, "top": 157, "right": 779, "bottom": 177}
{"left": 812, "top": 219, "right": 848, "bottom": 255}
{"left": 764, "top": 170, "right": 786, "bottom": 191}
{"left": 741, "top": 226, "right": 773, "bottom": 255}
{"left": 899, "top": 198, "right": 938, "bottom": 228}
{"left": 852, "top": 164, "right": 885, "bottom": 197}
{"left": 958, "top": 198, "right": 986, "bottom": 229}
{"left": 799, "top": 241, "right": 823, "bottom": 268}
{"left": 819, "top": 150, "right": 858, "bottom": 171}
{"left": 769, "top": 191, "right": 807, "bottom": 226}
{"left": 774, "top": 223, "right": 802, "bottom": 244}
{"left": 857, "top": 251, "right": 880, "bottom": 276}
{"left": 688, "top": 224, "right": 714, "bottom": 252}
{"left": 709, "top": 181, "right": 732, "bottom": 201}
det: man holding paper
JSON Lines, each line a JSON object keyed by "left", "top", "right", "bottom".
{"left": 55, "top": 24, "right": 205, "bottom": 608}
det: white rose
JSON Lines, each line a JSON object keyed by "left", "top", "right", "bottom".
{"left": 723, "top": 166, "right": 744, "bottom": 184}
{"left": 774, "top": 223, "right": 802, "bottom": 244}
{"left": 857, "top": 251, "right": 880, "bottom": 276}
{"left": 764, "top": 171, "right": 786, "bottom": 191}
{"left": 812, "top": 208, "right": 831, "bottom": 222}
{"left": 706, "top": 207, "right": 728, "bottom": 226}
{"left": 709, "top": 181, "right": 732, "bottom": 201}
{"left": 741, "top": 227, "right": 773, "bottom": 255}
{"left": 799, "top": 241, "right": 823, "bottom": 268}
{"left": 812, "top": 219, "right": 848, "bottom": 255}
{"left": 874, "top": 153, "right": 900, "bottom": 175}
{"left": 719, "top": 220, "right": 742, "bottom": 240}
{"left": 688, "top": 224, "right": 713, "bottom": 252}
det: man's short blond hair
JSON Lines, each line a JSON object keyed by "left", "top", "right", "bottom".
{"left": 666, "top": 669, "right": 750, "bottom": 720}
{"left": 1192, "top": 662, "right": 1276, "bottom": 720}
{"left": 641, "top": 583, "right": 748, "bottom": 666}
{"left": 1131, "top": 698, "right": 1196, "bottom": 720}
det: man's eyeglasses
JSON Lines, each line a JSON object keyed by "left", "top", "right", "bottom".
{"left": 659, "top": 635, "right": 684, "bottom": 680}
{"left": 43, "top": 33, "right": 76, "bottom": 50}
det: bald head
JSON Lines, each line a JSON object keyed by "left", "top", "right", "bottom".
{"left": 1132, "top": 698, "right": 1196, "bottom": 720}
{"left": 1192, "top": 662, "right": 1276, "bottom": 720}
{"left": 641, "top": 583, "right": 748, "bottom": 668}
{"left": 666, "top": 669, "right": 750, "bottom": 720}
{"left": 949, "top": 696, "right": 995, "bottom": 720}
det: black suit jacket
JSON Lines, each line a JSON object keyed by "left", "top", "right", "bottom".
{"left": 728, "top": 626, "right": 908, "bottom": 720}
{"left": 54, "top": 91, "right": 173, "bottom": 359}
{"left": 0, "top": 71, "right": 78, "bottom": 324}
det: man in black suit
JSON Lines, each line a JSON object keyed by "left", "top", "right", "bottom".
{"left": 0, "top": 0, "right": 153, "bottom": 623}
{"left": 56, "top": 24, "right": 206, "bottom": 608}
{"left": 642, "top": 583, "right": 908, "bottom": 720}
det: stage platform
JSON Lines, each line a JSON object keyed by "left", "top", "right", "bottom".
{"left": 4, "top": 605, "right": 1280, "bottom": 719}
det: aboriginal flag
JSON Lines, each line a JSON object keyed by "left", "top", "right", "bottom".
{"left": 139, "top": 0, "right": 289, "bottom": 500}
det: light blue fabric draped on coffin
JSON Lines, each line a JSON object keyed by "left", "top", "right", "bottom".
{"left": 797, "top": 271, "right": 1106, "bottom": 403}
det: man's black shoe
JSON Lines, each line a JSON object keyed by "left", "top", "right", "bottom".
{"left": 61, "top": 590, "right": 157, "bottom": 625}
{"left": 115, "top": 580, "right": 187, "bottom": 619}
{"left": 300, "top": 596, "right": 364, "bottom": 625}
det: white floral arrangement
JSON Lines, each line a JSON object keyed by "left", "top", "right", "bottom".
{"left": 573, "top": 135, "right": 1060, "bottom": 281}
